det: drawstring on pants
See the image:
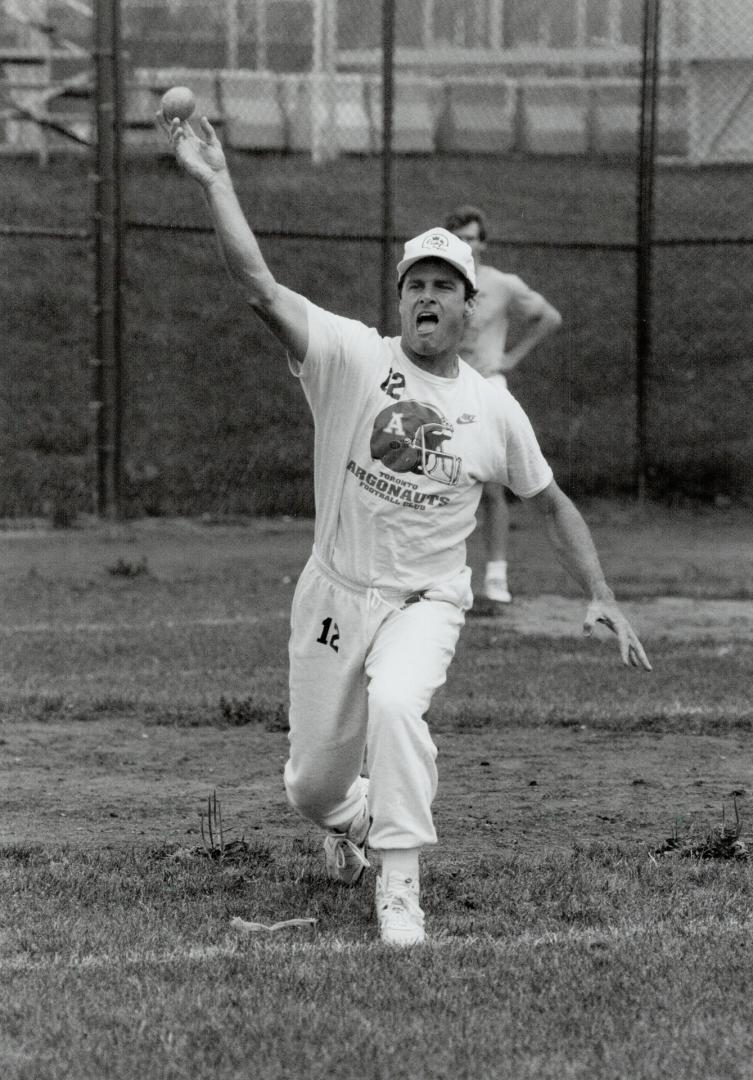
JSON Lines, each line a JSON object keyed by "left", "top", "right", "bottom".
{"left": 367, "top": 586, "right": 426, "bottom": 614}
{"left": 313, "top": 547, "right": 429, "bottom": 613}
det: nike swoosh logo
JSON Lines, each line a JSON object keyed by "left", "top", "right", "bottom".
{"left": 456, "top": 414, "right": 477, "bottom": 425}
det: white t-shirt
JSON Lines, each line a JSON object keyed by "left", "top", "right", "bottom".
{"left": 290, "top": 299, "right": 553, "bottom": 593}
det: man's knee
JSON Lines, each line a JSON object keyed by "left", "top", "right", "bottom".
{"left": 367, "top": 679, "right": 439, "bottom": 762}
{"left": 368, "top": 677, "right": 424, "bottom": 726}
{"left": 284, "top": 763, "right": 334, "bottom": 822}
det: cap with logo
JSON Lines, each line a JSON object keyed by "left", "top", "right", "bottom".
{"left": 397, "top": 227, "right": 476, "bottom": 290}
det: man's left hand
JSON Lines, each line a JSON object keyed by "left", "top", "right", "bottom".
{"left": 583, "top": 598, "right": 652, "bottom": 671}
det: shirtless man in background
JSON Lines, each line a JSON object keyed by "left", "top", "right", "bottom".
{"left": 445, "top": 205, "right": 562, "bottom": 605}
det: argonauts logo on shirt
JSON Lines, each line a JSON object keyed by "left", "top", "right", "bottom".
{"left": 370, "top": 400, "right": 461, "bottom": 487}
{"left": 344, "top": 399, "right": 462, "bottom": 512}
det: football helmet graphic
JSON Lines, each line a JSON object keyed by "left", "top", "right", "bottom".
{"left": 370, "top": 399, "right": 461, "bottom": 486}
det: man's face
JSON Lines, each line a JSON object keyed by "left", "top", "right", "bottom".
{"left": 451, "top": 220, "right": 485, "bottom": 261}
{"left": 398, "top": 258, "right": 471, "bottom": 358}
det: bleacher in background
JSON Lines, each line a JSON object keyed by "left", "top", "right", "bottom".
{"left": 0, "top": 0, "right": 751, "bottom": 164}
{"left": 1, "top": 67, "right": 690, "bottom": 161}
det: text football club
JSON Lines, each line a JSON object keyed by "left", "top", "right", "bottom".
{"left": 346, "top": 461, "right": 451, "bottom": 510}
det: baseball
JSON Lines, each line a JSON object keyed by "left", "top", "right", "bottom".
{"left": 160, "top": 86, "right": 196, "bottom": 122}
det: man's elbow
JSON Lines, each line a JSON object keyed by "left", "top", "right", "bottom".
{"left": 241, "top": 271, "right": 279, "bottom": 313}
{"left": 528, "top": 479, "right": 561, "bottom": 518}
{"left": 530, "top": 480, "right": 583, "bottom": 531}
{"left": 545, "top": 305, "right": 563, "bottom": 333}
{"left": 528, "top": 304, "right": 562, "bottom": 340}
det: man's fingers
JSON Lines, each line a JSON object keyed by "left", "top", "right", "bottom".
{"left": 154, "top": 112, "right": 184, "bottom": 144}
{"left": 628, "top": 638, "right": 652, "bottom": 672}
{"left": 584, "top": 602, "right": 652, "bottom": 672}
{"left": 200, "top": 116, "right": 216, "bottom": 141}
{"left": 619, "top": 624, "right": 652, "bottom": 671}
{"left": 154, "top": 111, "right": 171, "bottom": 136}
{"left": 616, "top": 623, "right": 631, "bottom": 666}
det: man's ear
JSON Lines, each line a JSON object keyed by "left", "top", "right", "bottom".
{"left": 463, "top": 296, "right": 476, "bottom": 320}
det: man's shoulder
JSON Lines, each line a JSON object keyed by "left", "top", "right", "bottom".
{"left": 478, "top": 264, "right": 527, "bottom": 292}
{"left": 307, "top": 298, "right": 388, "bottom": 348}
{"left": 458, "top": 357, "right": 491, "bottom": 384}
{"left": 459, "top": 360, "right": 515, "bottom": 405}
{"left": 299, "top": 300, "right": 395, "bottom": 390}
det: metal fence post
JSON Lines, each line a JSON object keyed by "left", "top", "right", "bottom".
{"left": 380, "top": 0, "right": 395, "bottom": 336}
{"left": 635, "top": 0, "right": 660, "bottom": 501}
{"left": 92, "top": 0, "right": 124, "bottom": 518}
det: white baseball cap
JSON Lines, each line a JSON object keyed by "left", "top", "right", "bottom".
{"left": 397, "top": 227, "right": 476, "bottom": 290}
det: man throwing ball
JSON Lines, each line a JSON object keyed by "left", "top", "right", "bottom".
{"left": 158, "top": 113, "right": 651, "bottom": 947}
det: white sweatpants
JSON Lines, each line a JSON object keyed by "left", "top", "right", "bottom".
{"left": 283, "top": 552, "right": 468, "bottom": 850}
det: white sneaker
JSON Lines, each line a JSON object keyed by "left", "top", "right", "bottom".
{"left": 484, "top": 576, "right": 512, "bottom": 603}
{"left": 376, "top": 872, "right": 425, "bottom": 946}
{"left": 323, "top": 800, "right": 370, "bottom": 885}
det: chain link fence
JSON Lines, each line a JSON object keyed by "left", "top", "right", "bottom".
{"left": 651, "top": 0, "right": 753, "bottom": 501}
{"left": 2, "top": 0, "right": 753, "bottom": 519}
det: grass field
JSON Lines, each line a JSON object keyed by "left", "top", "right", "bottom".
{"left": 2, "top": 504, "right": 753, "bottom": 1079}
{"left": 2, "top": 151, "right": 753, "bottom": 518}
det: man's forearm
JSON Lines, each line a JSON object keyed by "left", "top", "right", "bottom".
{"left": 202, "top": 171, "right": 277, "bottom": 309}
{"left": 528, "top": 484, "right": 651, "bottom": 670}
{"left": 541, "top": 490, "right": 614, "bottom": 601}
{"left": 505, "top": 310, "right": 561, "bottom": 367}
{"left": 505, "top": 324, "right": 548, "bottom": 367}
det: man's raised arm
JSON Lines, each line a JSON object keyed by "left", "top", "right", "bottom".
{"left": 157, "top": 114, "right": 308, "bottom": 362}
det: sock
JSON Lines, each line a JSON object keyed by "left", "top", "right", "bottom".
{"left": 485, "top": 559, "right": 508, "bottom": 583}
{"left": 380, "top": 848, "right": 420, "bottom": 885}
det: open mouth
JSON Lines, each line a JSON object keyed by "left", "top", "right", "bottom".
{"left": 416, "top": 311, "right": 439, "bottom": 333}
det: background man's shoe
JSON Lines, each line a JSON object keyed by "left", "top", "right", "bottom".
{"left": 484, "top": 577, "right": 512, "bottom": 603}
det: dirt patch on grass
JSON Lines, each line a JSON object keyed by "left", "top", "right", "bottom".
{"left": 471, "top": 595, "right": 753, "bottom": 642}
{"left": 1, "top": 512, "right": 751, "bottom": 862}
{"left": 2, "top": 703, "right": 748, "bottom": 861}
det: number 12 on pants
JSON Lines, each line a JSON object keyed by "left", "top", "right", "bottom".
{"left": 316, "top": 616, "right": 340, "bottom": 652}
